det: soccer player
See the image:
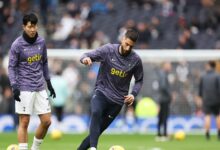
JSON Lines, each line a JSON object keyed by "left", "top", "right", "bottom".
{"left": 77, "top": 29, "right": 143, "bottom": 150}
{"left": 156, "top": 62, "right": 172, "bottom": 142}
{"left": 8, "top": 13, "right": 56, "bottom": 150}
{"left": 199, "top": 61, "right": 220, "bottom": 140}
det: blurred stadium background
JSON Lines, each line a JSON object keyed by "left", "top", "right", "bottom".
{"left": 1, "top": 0, "right": 220, "bottom": 149}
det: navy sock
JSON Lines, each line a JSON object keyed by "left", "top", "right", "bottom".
{"left": 77, "top": 136, "right": 90, "bottom": 150}
{"left": 206, "top": 131, "right": 210, "bottom": 140}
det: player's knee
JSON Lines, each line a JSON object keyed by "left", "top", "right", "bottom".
{"left": 41, "top": 119, "right": 51, "bottom": 127}
{"left": 19, "top": 119, "right": 29, "bottom": 129}
{"left": 20, "top": 120, "right": 29, "bottom": 129}
{"left": 91, "top": 109, "right": 102, "bottom": 117}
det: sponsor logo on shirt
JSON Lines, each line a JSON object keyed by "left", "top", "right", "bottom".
{"left": 111, "top": 68, "right": 127, "bottom": 78}
{"left": 27, "top": 54, "right": 42, "bottom": 64}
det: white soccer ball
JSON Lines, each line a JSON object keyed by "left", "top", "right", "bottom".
{"left": 7, "top": 144, "right": 19, "bottom": 150}
{"left": 109, "top": 145, "right": 125, "bottom": 150}
{"left": 50, "top": 129, "right": 62, "bottom": 140}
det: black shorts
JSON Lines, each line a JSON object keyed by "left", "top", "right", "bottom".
{"left": 203, "top": 104, "right": 220, "bottom": 116}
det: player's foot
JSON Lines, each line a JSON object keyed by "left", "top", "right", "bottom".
{"left": 160, "top": 136, "right": 169, "bottom": 142}
{"left": 155, "top": 136, "right": 169, "bottom": 142}
{"left": 155, "top": 136, "right": 162, "bottom": 142}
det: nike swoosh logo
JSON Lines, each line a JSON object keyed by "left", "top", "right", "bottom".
{"left": 108, "top": 115, "right": 113, "bottom": 119}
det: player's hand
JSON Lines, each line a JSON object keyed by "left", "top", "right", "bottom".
{"left": 12, "top": 85, "right": 21, "bottom": 102}
{"left": 46, "top": 80, "right": 56, "bottom": 98}
{"left": 124, "top": 94, "right": 134, "bottom": 106}
{"left": 82, "top": 57, "right": 92, "bottom": 66}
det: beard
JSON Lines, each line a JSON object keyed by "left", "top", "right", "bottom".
{"left": 120, "top": 46, "right": 131, "bottom": 56}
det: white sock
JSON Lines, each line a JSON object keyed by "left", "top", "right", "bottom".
{"left": 90, "top": 147, "right": 97, "bottom": 150}
{"left": 19, "top": 143, "right": 28, "bottom": 150}
{"left": 31, "top": 136, "right": 43, "bottom": 150}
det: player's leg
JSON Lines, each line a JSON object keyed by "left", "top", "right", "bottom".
{"left": 203, "top": 106, "right": 211, "bottom": 140}
{"left": 89, "top": 92, "right": 108, "bottom": 149}
{"left": 31, "top": 113, "right": 51, "bottom": 150}
{"left": 36, "top": 113, "right": 51, "bottom": 138}
{"left": 157, "top": 103, "right": 163, "bottom": 137}
{"left": 204, "top": 114, "right": 211, "bottom": 140}
{"left": 55, "top": 106, "right": 63, "bottom": 122}
{"left": 54, "top": 106, "right": 63, "bottom": 129}
{"left": 17, "top": 114, "right": 30, "bottom": 150}
{"left": 16, "top": 91, "right": 34, "bottom": 150}
{"left": 100, "top": 101, "right": 122, "bottom": 132}
{"left": 77, "top": 91, "right": 107, "bottom": 150}
{"left": 77, "top": 101, "right": 122, "bottom": 150}
{"left": 214, "top": 105, "right": 220, "bottom": 140}
{"left": 162, "top": 102, "right": 169, "bottom": 137}
{"left": 31, "top": 90, "right": 51, "bottom": 150}
{"left": 77, "top": 135, "right": 90, "bottom": 150}
{"left": 215, "top": 114, "right": 220, "bottom": 140}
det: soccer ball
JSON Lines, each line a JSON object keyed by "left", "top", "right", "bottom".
{"left": 109, "top": 145, "right": 125, "bottom": 150}
{"left": 7, "top": 144, "right": 19, "bottom": 150}
{"left": 50, "top": 129, "right": 62, "bottom": 140}
{"left": 174, "top": 130, "right": 186, "bottom": 141}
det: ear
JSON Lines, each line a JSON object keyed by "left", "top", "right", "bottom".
{"left": 121, "top": 36, "right": 125, "bottom": 43}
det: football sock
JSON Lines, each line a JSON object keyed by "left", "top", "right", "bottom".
{"left": 77, "top": 135, "right": 90, "bottom": 150}
{"left": 205, "top": 131, "right": 210, "bottom": 140}
{"left": 31, "top": 136, "right": 43, "bottom": 150}
{"left": 90, "top": 147, "right": 97, "bottom": 150}
{"left": 19, "top": 143, "right": 28, "bottom": 150}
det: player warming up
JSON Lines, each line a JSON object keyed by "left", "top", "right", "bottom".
{"left": 8, "top": 13, "right": 56, "bottom": 150}
{"left": 77, "top": 29, "right": 144, "bottom": 150}
{"left": 199, "top": 61, "right": 220, "bottom": 140}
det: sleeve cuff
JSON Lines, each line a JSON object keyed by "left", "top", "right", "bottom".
{"left": 131, "top": 91, "right": 137, "bottom": 97}
{"left": 11, "top": 84, "right": 18, "bottom": 90}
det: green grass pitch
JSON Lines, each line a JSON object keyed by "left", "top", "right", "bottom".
{"left": 0, "top": 132, "right": 219, "bottom": 150}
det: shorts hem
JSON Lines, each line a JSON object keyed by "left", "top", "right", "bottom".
{"left": 36, "top": 111, "right": 51, "bottom": 115}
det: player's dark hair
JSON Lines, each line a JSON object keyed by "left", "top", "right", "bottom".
{"left": 208, "top": 61, "right": 216, "bottom": 69}
{"left": 23, "top": 13, "right": 38, "bottom": 25}
{"left": 125, "top": 28, "right": 139, "bottom": 42}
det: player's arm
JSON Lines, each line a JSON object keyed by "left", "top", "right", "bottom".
{"left": 8, "top": 43, "right": 21, "bottom": 101}
{"left": 198, "top": 77, "right": 203, "bottom": 98}
{"left": 131, "top": 58, "right": 144, "bottom": 97}
{"left": 8, "top": 44, "right": 19, "bottom": 88}
{"left": 159, "top": 72, "right": 171, "bottom": 97}
{"left": 42, "top": 43, "right": 50, "bottom": 81}
{"left": 42, "top": 43, "right": 56, "bottom": 98}
{"left": 80, "top": 44, "right": 109, "bottom": 66}
{"left": 124, "top": 59, "right": 144, "bottom": 106}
